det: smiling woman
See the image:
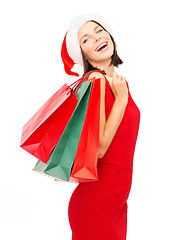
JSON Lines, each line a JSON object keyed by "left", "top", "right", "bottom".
{"left": 60, "top": 13, "right": 140, "bottom": 240}
{"left": 78, "top": 21, "right": 123, "bottom": 75}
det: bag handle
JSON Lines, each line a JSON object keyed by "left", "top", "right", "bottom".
{"left": 69, "top": 78, "right": 82, "bottom": 90}
{"left": 74, "top": 70, "right": 106, "bottom": 95}
{"left": 74, "top": 72, "right": 90, "bottom": 95}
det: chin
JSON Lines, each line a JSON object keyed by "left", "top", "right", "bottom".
{"left": 88, "top": 48, "right": 114, "bottom": 65}
{"left": 95, "top": 53, "right": 113, "bottom": 63}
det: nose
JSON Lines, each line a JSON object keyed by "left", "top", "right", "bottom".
{"left": 94, "top": 35, "right": 101, "bottom": 42}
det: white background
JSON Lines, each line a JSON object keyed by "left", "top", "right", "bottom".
{"left": 1, "top": 0, "right": 181, "bottom": 239}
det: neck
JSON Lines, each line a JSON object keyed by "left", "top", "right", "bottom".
{"left": 90, "top": 58, "right": 115, "bottom": 77}
{"left": 102, "top": 63, "right": 114, "bottom": 77}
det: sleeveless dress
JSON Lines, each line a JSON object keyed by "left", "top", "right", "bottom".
{"left": 68, "top": 72, "right": 140, "bottom": 240}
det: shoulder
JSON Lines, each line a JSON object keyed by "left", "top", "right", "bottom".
{"left": 84, "top": 70, "right": 106, "bottom": 82}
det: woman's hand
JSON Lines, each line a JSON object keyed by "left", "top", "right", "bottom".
{"left": 106, "top": 71, "right": 128, "bottom": 105}
{"left": 87, "top": 71, "right": 128, "bottom": 158}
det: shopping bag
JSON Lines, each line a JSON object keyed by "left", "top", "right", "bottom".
{"left": 20, "top": 79, "right": 81, "bottom": 163}
{"left": 69, "top": 76, "right": 101, "bottom": 183}
{"left": 33, "top": 80, "right": 92, "bottom": 181}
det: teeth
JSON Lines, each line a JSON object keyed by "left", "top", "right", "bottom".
{"left": 96, "top": 42, "right": 107, "bottom": 51}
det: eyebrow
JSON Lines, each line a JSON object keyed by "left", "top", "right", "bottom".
{"left": 80, "top": 25, "right": 101, "bottom": 42}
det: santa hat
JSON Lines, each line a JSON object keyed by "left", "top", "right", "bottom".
{"left": 61, "top": 13, "right": 114, "bottom": 76}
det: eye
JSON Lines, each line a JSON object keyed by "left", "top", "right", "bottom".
{"left": 83, "top": 38, "right": 89, "bottom": 44}
{"left": 97, "top": 29, "right": 103, "bottom": 33}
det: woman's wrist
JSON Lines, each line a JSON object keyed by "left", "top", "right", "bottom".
{"left": 114, "top": 96, "right": 128, "bottom": 107}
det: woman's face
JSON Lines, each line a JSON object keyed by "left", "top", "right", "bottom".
{"left": 77, "top": 21, "right": 114, "bottom": 67}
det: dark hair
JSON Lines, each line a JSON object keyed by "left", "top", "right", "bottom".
{"left": 80, "top": 20, "right": 123, "bottom": 75}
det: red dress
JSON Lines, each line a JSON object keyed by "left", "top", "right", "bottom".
{"left": 68, "top": 72, "right": 140, "bottom": 240}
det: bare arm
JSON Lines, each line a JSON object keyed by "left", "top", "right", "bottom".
{"left": 88, "top": 71, "right": 128, "bottom": 158}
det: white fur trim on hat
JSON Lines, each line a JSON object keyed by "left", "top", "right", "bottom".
{"left": 66, "top": 13, "right": 113, "bottom": 66}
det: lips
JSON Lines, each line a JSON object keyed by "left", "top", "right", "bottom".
{"left": 95, "top": 42, "right": 108, "bottom": 52}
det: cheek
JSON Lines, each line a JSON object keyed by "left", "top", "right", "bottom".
{"left": 82, "top": 42, "right": 95, "bottom": 57}
{"left": 103, "top": 33, "right": 114, "bottom": 50}
{"left": 107, "top": 37, "right": 114, "bottom": 53}
{"left": 110, "top": 41, "right": 114, "bottom": 53}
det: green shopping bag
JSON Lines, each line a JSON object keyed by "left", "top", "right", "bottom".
{"left": 33, "top": 80, "right": 92, "bottom": 181}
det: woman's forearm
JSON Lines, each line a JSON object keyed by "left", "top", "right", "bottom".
{"left": 98, "top": 98, "right": 127, "bottom": 158}
{"left": 87, "top": 71, "right": 128, "bottom": 159}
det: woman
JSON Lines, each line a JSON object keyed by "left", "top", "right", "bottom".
{"left": 61, "top": 14, "right": 140, "bottom": 240}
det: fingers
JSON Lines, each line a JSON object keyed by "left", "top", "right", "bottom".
{"left": 112, "top": 71, "right": 126, "bottom": 83}
{"left": 107, "top": 71, "right": 126, "bottom": 89}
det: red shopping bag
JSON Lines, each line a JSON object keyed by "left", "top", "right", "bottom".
{"left": 69, "top": 76, "right": 101, "bottom": 183}
{"left": 20, "top": 79, "right": 81, "bottom": 163}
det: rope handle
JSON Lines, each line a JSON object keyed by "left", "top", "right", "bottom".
{"left": 69, "top": 78, "right": 82, "bottom": 91}
{"left": 74, "top": 70, "right": 106, "bottom": 95}
{"left": 74, "top": 72, "right": 91, "bottom": 95}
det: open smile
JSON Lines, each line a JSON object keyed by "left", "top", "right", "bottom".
{"left": 95, "top": 42, "right": 108, "bottom": 52}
